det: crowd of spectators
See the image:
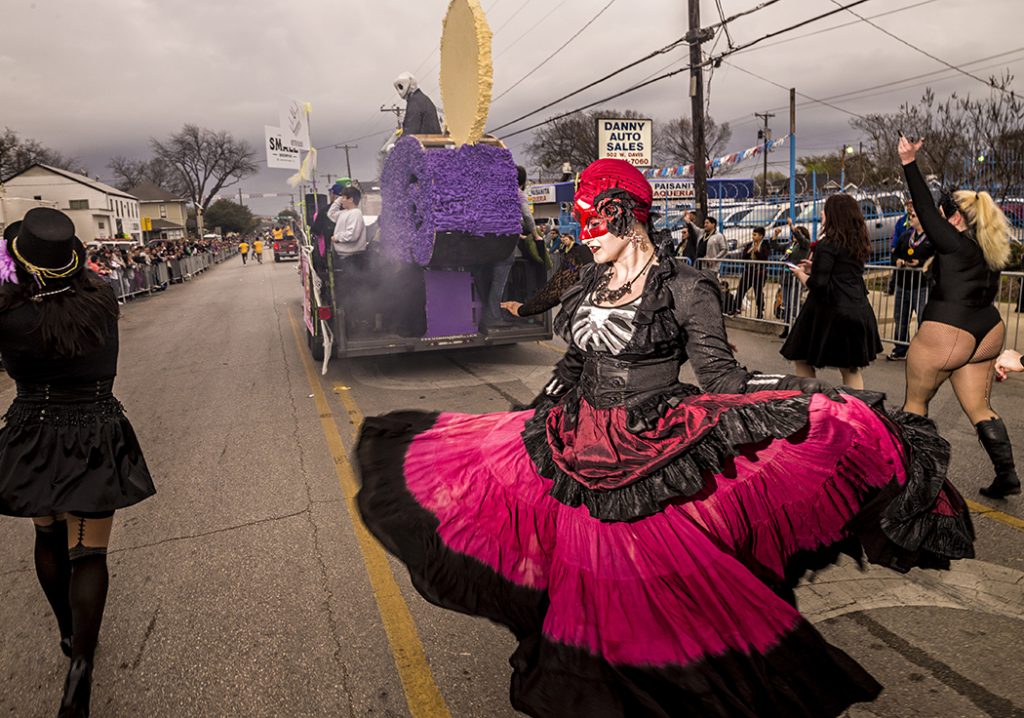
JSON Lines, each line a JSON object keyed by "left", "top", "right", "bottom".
{"left": 85, "top": 237, "right": 233, "bottom": 277}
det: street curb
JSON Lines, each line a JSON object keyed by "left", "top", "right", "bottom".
{"left": 725, "top": 316, "right": 782, "bottom": 336}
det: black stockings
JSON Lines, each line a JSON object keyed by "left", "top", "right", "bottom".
{"left": 31, "top": 514, "right": 113, "bottom": 663}
{"left": 34, "top": 519, "right": 73, "bottom": 642}
{"left": 903, "top": 320, "right": 1004, "bottom": 422}
{"left": 68, "top": 515, "right": 112, "bottom": 663}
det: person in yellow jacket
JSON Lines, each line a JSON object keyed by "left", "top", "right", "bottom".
{"left": 253, "top": 238, "right": 264, "bottom": 264}
{"left": 239, "top": 240, "right": 249, "bottom": 264}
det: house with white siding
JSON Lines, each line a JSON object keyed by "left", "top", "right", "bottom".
{"left": 1, "top": 163, "right": 142, "bottom": 243}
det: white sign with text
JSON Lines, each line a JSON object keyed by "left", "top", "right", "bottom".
{"left": 650, "top": 180, "right": 695, "bottom": 201}
{"left": 265, "top": 125, "right": 301, "bottom": 169}
{"left": 526, "top": 185, "right": 557, "bottom": 204}
{"left": 597, "top": 118, "right": 652, "bottom": 168}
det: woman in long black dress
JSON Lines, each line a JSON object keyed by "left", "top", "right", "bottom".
{"left": 781, "top": 194, "right": 882, "bottom": 390}
{"left": 356, "top": 159, "right": 974, "bottom": 718}
{"left": 0, "top": 208, "right": 155, "bottom": 717}
{"left": 898, "top": 135, "right": 1019, "bottom": 498}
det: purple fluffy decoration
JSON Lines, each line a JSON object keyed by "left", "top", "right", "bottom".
{"left": 380, "top": 136, "right": 521, "bottom": 266}
{"left": 0, "top": 239, "right": 18, "bottom": 285}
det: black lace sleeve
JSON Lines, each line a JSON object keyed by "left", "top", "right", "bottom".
{"left": 518, "top": 266, "right": 582, "bottom": 316}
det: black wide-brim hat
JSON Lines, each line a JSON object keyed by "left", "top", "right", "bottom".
{"left": 7, "top": 207, "right": 86, "bottom": 281}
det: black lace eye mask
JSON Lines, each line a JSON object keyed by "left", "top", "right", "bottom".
{"left": 594, "top": 189, "right": 640, "bottom": 237}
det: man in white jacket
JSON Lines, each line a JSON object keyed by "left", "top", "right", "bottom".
{"left": 327, "top": 185, "right": 367, "bottom": 257}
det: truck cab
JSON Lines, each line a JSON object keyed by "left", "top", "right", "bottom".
{"left": 272, "top": 226, "right": 299, "bottom": 262}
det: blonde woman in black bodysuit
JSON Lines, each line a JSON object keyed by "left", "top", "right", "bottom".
{"left": 898, "top": 135, "right": 1019, "bottom": 499}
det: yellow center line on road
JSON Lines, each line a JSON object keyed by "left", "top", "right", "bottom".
{"left": 286, "top": 308, "right": 451, "bottom": 718}
{"left": 966, "top": 499, "right": 1024, "bottom": 532}
{"left": 538, "top": 341, "right": 565, "bottom": 356}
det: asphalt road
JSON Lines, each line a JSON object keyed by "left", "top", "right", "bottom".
{"left": 1, "top": 255, "right": 1022, "bottom": 717}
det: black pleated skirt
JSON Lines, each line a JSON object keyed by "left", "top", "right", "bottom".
{"left": 0, "top": 382, "right": 155, "bottom": 517}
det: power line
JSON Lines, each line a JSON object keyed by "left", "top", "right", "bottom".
{"left": 488, "top": 0, "right": 790, "bottom": 134}
{"left": 714, "top": 0, "right": 874, "bottom": 64}
{"left": 492, "top": 0, "right": 617, "bottom": 103}
{"left": 724, "top": 45, "right": 1024, "bottom": 128}
{"left": 497, "top": 0, "right": 875, "bottom": 139}
{"left": 714, "top": 0, "right": 735, "bottom": 50}
{"left": 727, "top": 61, "right": 866, "bottom": 119}
{"left": 727, "top": 0, "right": 941, "bottom": 57}
{"left": 828, "top": 0, "right": 1016, "bottom": 95}
{"left": 493, "top": 0, "right": 570, "bottom": 61}
{"left": 493, "top": 0, "right": 540, "bottom": 35}
{"left": 489, "top": 35, "right": 688, "bottom": 133}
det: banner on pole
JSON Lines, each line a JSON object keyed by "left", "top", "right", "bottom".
{"left": 280, "top": 100, "right": 311, "bottom": 151}
{"left": 265, "top": 126, "right": 301, "bottom": 169}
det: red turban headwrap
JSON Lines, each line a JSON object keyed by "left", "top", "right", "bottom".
{"left": 574, "top": 159, "right": 653, "bottom": 225}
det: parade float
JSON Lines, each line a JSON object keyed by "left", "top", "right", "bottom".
{"left": 301, "top": 0, "right": 552, "bottom": 364}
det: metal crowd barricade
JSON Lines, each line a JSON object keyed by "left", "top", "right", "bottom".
{"left": 87, "top": 248, "right": 250, "bottom": 304}
{"left": 698, "top": 258, "right": 1024, "bottom": 353}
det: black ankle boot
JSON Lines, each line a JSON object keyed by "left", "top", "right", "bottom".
{"left": 57, "top": 658, "right": 92, "bottom": 718}
{"left": 976, "top": 417, "right": 1022, "bottom": 499}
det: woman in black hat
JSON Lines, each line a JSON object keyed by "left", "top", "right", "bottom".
{"left": 0, "top": 207, "right": 155, "bottom": 717}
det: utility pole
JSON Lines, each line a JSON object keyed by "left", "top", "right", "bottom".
{"left": 840, "top": 144, "right": 853, "bottom": 189}
{"left": 336, "top": 144, "right": 358, "bottom": 179}
{"left": 754, "top": 111, "right": 775, "bottom": 198}
{"left": 789, "top": 89, "right": 796, "bottom": 221}
{"left": 321, "top": 173, "right": 335, "bottom": 187}
{"left": 687, "top": 0, "right": 714, "bottom": 223}
{"left": 238, "top": 188, "right": 245, "bottom": 207}
{"left": 380, "top": 104, "right": 403, "bottom": 129}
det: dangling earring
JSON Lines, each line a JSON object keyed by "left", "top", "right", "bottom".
{"left": 628, "top": 230, "right": 650, "bottom": 252}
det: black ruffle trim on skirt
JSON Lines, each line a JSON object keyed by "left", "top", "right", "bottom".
{"left": 510, "top": 622, "right": 880, "bottom": 718}
{"left": 0, "top": 397, "right": 155, "bottom": 517}
{"left": 356, "top": 410, "right": 882, "bottom": 718}
{"left": 521, "top": 390, "right": 813, "bottom": 523}
{"left": 356, "top": 411, "right": 550, "bottom": 638}
{"left": 846, "top": 410, "right": 975, "bottom": 572}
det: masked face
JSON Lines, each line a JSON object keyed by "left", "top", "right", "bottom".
{"left": 394, "top": 73, "right": 417, "bottom": 99}
{"left": 574, "top": 199, "right": 608, "bottom": 241}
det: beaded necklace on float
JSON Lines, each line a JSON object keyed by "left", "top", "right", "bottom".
{"left": 592, "top": 251, "right": 656, "bottom": 305}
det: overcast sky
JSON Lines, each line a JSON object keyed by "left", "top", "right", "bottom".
{"left": 2, "top": 0, "right": 1021, "bottom": 215}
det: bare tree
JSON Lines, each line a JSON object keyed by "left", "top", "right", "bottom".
{"left": 151, "top": 124, "right": 258, "bottom": 212}
{"left": 524, "top": 109, "right": 647, "bottom": 177}
{"left": 654, "top": 116, "right": 732, "bottom": 176}
{"left": 851, "top": 73, "right": 1023, "bottom": 195}
{"left": 108, "top": 155, "right": 187, "bottom": 195}
{"left": 0, "top": 127, "right": 86, "bottom": 179}
{"left": 957, "top": 72, "right": 1024, "bottom": 198}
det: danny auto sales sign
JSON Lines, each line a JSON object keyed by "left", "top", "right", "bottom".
{"left": 597, "top": 118, "right": 652, "bottom": 168}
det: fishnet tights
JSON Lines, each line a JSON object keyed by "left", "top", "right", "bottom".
{"left": 903, "top": 320, "right": 1004, "bottom": 423}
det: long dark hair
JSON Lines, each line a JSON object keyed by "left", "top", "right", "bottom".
{"left": 822, "top": 193, "right": 870, "bottom": 262}
{"left": 0, "top": 267, "right": 119, "bottom": 358}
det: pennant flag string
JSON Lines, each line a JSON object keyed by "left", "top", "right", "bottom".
{"left": 645, "top": 136, "right": 786, "bottom": 179}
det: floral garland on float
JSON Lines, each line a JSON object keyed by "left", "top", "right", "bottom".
{"left": 378, "top": 0, "right": 521, "bottom": 269}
